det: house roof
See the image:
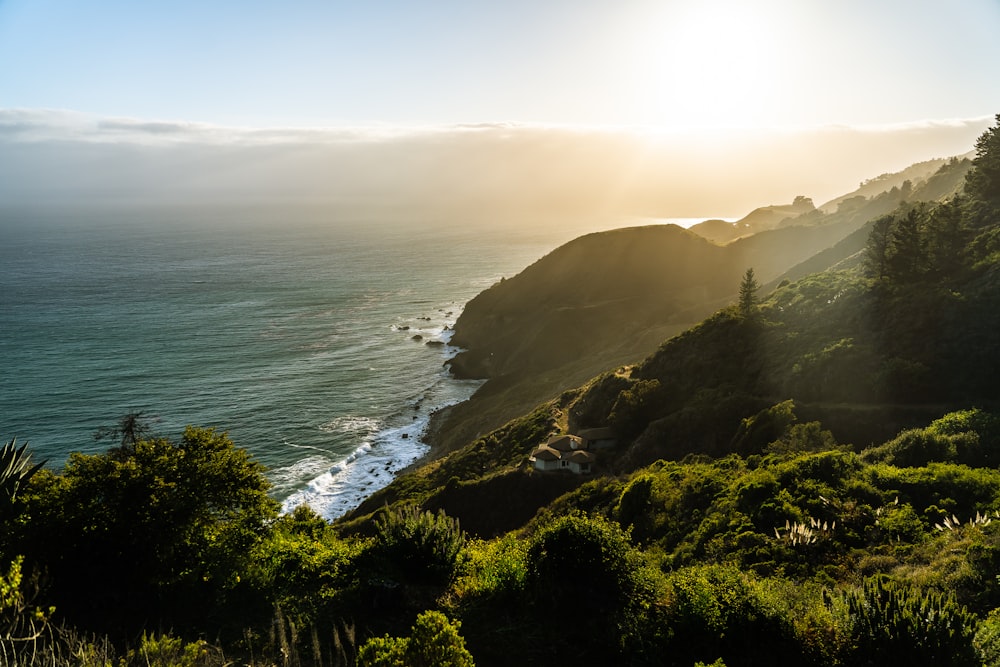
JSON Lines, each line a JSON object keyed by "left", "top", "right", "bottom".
{"left": 546, "top": 434, "right": 584, "bottom": 451}
{"left": 530, "top": 445, "right": 561, "bottom": 461}
{"left": 577, "top": 427, "right": 616, "bottom": 441}
{"left": 568, "top": 450, "right": 596, "bottom": 463}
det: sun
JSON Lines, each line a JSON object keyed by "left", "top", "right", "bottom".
{"left": 628, "top": 2, "right": 789, "bottom": 128}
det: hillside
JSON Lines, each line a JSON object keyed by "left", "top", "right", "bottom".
{"left": 688, "top": 195, "right": 815, "bottom": 243}
{"left": 347, "top": 114, "right": 1000, "bottom": 544}
{"left": 6, "top": 116, "right": 1000, "bottom": 667}
{"left": 429, "top": 156, "right": 971, "bottom": 456}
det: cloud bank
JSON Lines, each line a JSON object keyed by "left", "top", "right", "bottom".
{"left": 0, "top": 109, "right": 990, "bottom": 225}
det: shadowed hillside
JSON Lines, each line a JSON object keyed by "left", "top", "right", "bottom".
{"left": 431, "top": 159, "right": 969, "bottom": 456}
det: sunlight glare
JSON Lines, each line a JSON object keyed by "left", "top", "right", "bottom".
{"left": 633, "top": 2, "right": 787, "bottom": 128}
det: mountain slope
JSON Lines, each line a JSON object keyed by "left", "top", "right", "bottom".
{"left": 432, "top": 164, "right": 962, "bottom": 456}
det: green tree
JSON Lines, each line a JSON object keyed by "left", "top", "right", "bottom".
{"left": 965, "top": 113, "right": 1000, "bottom": 208}
{"left": 524, "top": 512, "right": 653, "bottom": 663}
{"left": 887, "top": 207, "right": 927, "bottom": 281}
{"left": 864, "top": 215, "right": 895, "bottom": 281}
{"left": 738, "top": 268, "right": 760, "bottom": 317}
{"left": 16, "top": 426, "right": 279, "bottom": 636}
{"left": 925, "top": 198, "right": 969, "bottom": 279}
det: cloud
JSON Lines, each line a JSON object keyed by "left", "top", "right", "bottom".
{"left": 0, "top": 109, "right": 991, "bottom": 223}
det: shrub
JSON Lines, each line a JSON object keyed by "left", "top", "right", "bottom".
{"left": 842, "top": 576, "right": 979, "bottom": 666}
{"left": 658, "top": 565, "right": 803, "bottom": 666}
{"left": 975, "top": 607, "right": 1000, "bottom": 666}
{"left": 372, "top": 505, "right": 466, "bottom": 585}
{"left": 13, "top": 426, "right": 278, "bottom": 636}
{"left": 357, "top": 610, "right": 474, "bottom": 667}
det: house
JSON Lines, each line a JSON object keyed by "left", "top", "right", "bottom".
{"left": 545, "top": 434, "right": 585, "bottom": 452}
{"left": 529, "top": 434, "right": 594, "bottom": 474}
{"left": 577, "top": 427, "right": 618, "bottom": 450}
{"left": 567, "top": 450, "right": 595, "bottom": 474}
{"left": 529, "top": 444, "right": 563, "bottom": 472}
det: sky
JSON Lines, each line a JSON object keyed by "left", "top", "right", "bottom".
{"left": 1, "top": 0, "right": 999, "bottom": 220}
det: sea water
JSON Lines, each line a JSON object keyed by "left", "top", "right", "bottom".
{"left": 0, "top": 206, "right": 627, "bottom": 518}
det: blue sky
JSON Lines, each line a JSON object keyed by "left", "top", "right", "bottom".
{"left": 2, "top": 0, "right": 999, "bottom": 128}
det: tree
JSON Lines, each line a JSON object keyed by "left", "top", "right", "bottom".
{"left": 865, "top": 215, "right": 895, "bottom": 281}
{"left": 966, "top": 113, "right": 1000, "bottom": 208}
{"left": 93, "top": 410, "right": 156, "bottom": 451}
{"left": 16, "top": 426, "right": 279, "bottom": 636}
{"left": 738, "top": 268, "right": 760, "bottom": 317}
{"left": 887, "top": 207, "right": 927, "bottom": 282}
{"left": 925, "top": 198, "right": 969, "bottom": 279}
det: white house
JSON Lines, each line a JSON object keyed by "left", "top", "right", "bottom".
{"left": 529, "top": 444, "right": 563, "bottom": 471}
{"left": 529, "top": 435, "right": 595, "bottom": 474}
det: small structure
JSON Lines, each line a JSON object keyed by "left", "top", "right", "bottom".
{"left": 545, "top": 434, "right": 585, "bottom": 452}
{"left": 529, "top": 444, "right": 563, "bottom": 472}
{"left": 529, "top": 434, "right": 594, "bottom": 474}
{"left": 567, "top": 450, "right": 595, "bottom": 474}
{"left": 577, "top": 427, "right": 618, "bottom": 450}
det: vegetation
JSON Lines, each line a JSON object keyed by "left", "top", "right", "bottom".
{"left": 3, "top": 116, "right": 1000, "bottom": 665}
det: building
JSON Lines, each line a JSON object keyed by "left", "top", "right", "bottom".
{"left": 528, "top": 434, "right": 595, "bottom": 474}
{"left": 577, "top": 427, "right": 618, "bottom": 450}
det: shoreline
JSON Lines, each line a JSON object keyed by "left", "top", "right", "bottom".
{"left": 398, "top": 401, "right": 457, "bottom": 475}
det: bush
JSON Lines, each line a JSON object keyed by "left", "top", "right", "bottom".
{"left": 657, "top": 565, "right": 803, "bottom": 667}
{"left": 357, "top": 610, "right": 474, "bottom": 667}
{"left": 13, "top": 426, "right": 279, "bottom": 636}
{"left": 842, "top": 576, "right": 979, "bottom": 666}
{"left": 372, "top": 505, "right": 466, "bottom": 585}
{"left": 976, "top": 607, "right": 1000, "bottom": 666}
{"left": 526, "top": 512, "right": 639, "bottom": 617}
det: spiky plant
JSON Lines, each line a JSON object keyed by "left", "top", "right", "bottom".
{"left": 0, "top": 438, "right": 44, "bottom": 508}
{"left": 843, "top": 576, "right": 979, "bottom": 666}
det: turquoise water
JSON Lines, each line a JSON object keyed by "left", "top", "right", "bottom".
{"left": 1, "top": 206, "right": 609, "bottom": 517}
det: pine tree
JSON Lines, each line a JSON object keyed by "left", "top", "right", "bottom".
{"left": 966, "top": 113, "right": 1000, "bottom": 207}
{"left": 738, "top": 268, "right": 759, "bottom": 317}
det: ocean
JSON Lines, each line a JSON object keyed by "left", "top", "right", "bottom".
{"left": 0, "top": 206, "right": 636, "bottom": 518}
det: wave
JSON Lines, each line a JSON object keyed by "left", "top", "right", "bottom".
{"left": 276, "top": 306, "right": 481, "bottom": 520}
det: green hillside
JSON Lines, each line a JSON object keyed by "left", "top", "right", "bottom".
{"left": 432, "top": 151, "right": 974, "bottom": 457}
{"left": 3, "top": 115, "right": 1000, "bottom": 666}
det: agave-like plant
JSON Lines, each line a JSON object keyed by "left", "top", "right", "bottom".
{"left": 0, "top": 438, "right": 45, "bottom": 506}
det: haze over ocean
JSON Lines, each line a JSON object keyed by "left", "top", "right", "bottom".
{"left": 0, "top": 206, "right": 646, "bottom": 518}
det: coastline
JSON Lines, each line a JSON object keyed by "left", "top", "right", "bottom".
{"left": 400, "top": 401, "right": 458, "bottom": 473}
{"left": 280, "top": 318, "right": 485, "bottom": 520}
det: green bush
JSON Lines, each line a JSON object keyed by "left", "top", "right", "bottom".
{"left": 975, "top": 607, "right": 1000, "bottom": 666}
{"left": 658, "top": 565, "right": 804, "bottom": 667}
{"left": 13, "top": 426, "right": 279, "bottom": 636}
{"left": 372, "top": 505, "right": 466, "bottom": 585}
{"left": 842, "top": 576, "right": 979, "bottom": 666}
{"left": 357, "top": 610, "right": 474, "bottom": 667}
